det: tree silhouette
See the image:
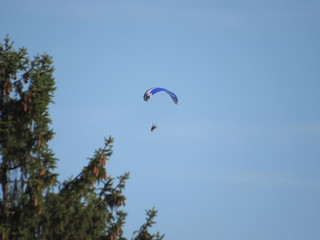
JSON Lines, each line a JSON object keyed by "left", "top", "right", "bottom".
{"left": 0, "top": 37, "right": 164, "bottom": 240}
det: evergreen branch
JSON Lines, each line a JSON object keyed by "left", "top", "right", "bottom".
{"left": 132, "top": 208, "right": 165, "bottom": 240}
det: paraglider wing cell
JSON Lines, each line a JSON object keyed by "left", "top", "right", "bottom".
{"left": 143, "top": 87, "right": 178, "bottom": 104}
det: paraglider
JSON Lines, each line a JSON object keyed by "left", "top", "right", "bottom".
{"left": 143, "top": 87, "right": 178, "bottom": 104}
{"left": 150, "top": 124, "right": 157, "bottom": 132}
{"left": 143, "top": 87, "right": 178, "bottom": 132}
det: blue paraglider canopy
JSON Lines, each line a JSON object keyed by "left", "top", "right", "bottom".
{"left": 143, "top": 87, "right": 178, "bottom": 104}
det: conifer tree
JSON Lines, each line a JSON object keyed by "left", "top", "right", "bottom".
{"left": 0, "top": 37, "right": 164, "bottom": 240}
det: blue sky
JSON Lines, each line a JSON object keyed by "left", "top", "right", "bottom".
{"left": 2, "top": 0, "right": 320, "bottom": 239}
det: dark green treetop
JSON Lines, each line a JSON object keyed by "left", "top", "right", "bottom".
{"left": 0, "top": 37, "right": 164, "bottom": 240}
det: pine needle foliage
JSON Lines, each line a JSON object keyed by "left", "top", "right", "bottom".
{"left": 0, "top": 37, "right": 164, "bottom": 240}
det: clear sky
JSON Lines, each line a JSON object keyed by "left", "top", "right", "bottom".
{"left": 1, "top": 0, "right": 320, "bottom": 239}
